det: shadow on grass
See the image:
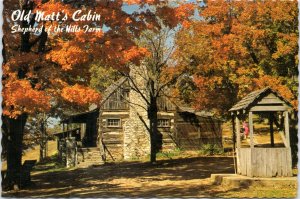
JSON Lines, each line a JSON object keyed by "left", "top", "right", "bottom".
{"left": 2, "top": 156, "right": 242, "bottom": 198}
{"left": 33, "top": 154, "right": 68, "bottom": 173}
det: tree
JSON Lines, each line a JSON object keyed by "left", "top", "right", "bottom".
{"left": 174, "top": 0, "right": 298, "bottom": 116}
{"left": 2, "top": 0, "right": 195, "bottom": 188}
{"left": 85, "top": 2, "right": 195, "bottom": 163}
{"left": 89, "top": 62, "right": 121, "bottom": 92}
{"left": 120, "top": 27, "right": 192, "bottom": 163}
{"left": 32, "top": 113, "right": 50, "bottom": 162}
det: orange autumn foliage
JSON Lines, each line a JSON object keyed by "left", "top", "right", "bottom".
{"left": 46, "top": 41, "right": 89, "bottom": 71}
{"left": 174, "top": 0, "right": 298, "bottom": 115}
{"left": 61, "top": 84, "right": 101, "bottom": 106}
{"left": 123, "top": 47, "right": 150, "bottom": 64}
{"left": 2, "top": 80, "right": 51, "bottom": 118}
{"left": 122, "top": 0, "right": 156, "bottom": 5}
{"left": 3, "top": 0, "right": 193, "bottom": 118}
{"left": 158, "top": 3, "right": 195, "bottom": 28}
{"left": 253, "top": 76, "right": 297, "bottom": 108}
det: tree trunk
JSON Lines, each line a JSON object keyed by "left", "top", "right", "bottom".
{"left": 148, "top": 96, "right": 158, "bottom": 163}
{"left": 39, "top": 121, "right": 47, "bottom": 161}
{"left": 3, "top": 114, "right": 28, "bottom": 190}
{"left": 2, "top": 0, "right": 44, "bottom": 190}
{"left": 40, "top": 141, "right": 47, "bottom": 162}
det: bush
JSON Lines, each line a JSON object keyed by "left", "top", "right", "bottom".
{"left": 156, "top": 148, "right": 182, "bottom": 159}
{"left": 198, "top": 144, "right": 224, "bottom": 156}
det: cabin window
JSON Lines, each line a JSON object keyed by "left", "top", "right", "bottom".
{"left": 107, "top": 119, "right": 121, "bottom": 127}
{"left": 158, "top": 119, "right": 170, "bottom": 127}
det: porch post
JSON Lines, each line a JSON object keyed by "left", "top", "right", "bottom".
{"left": 269, "top": 112, "right": 274, "bottom": 147}
{"left": 235, "top": 114, "right": 241, "bottom": 149}
{"left": 284, "top": 111, "right": 290, "bottom": 147}
{"left": 284, "top": 111, "right": 292, "bottom": 176}
{"left": 235, "top": 114, "right": 241, "bottom": 174}
{"left": 249, "top": 111, "right": 254, "bottom": 148}
{"left": 231, "top": 115, "right": 236, "bottom": 149}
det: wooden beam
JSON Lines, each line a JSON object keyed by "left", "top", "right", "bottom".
{"left": 232, "top": 115, "right": 236, "bottom": 149}
{"left": 257, "top": 98, "right": 284, "bottom": 105}
{"left": 235, "top": 116, "right": 241, "bottom": 149}
{"left": 249, "top": 111, "right": 254, "bottom": 148}
{"left": 284, "top": 111, "right": 290, "bottom": 147}
{"left": 269, "top": 113, "right": 274, "bottom": 147}
{"left": 250, "top": 106, "right": 288, "bottom": 112}
{"left": 279, "top": 131, "right": 288, "bottom": 147}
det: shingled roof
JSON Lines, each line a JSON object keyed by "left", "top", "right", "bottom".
{"left": 61, "top": 108, "right": 99, "bottom": 124}
{"left": 229, "top": 87, "right": 292, "bottom": 112}
{"left": 178, "top": 106, "right": 214, "bottom": 116}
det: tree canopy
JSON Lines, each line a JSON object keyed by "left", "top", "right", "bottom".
{"left": 3, "top": 0, "right": 195, "bottom": 118}
{"left": 174, "top": 0, "right": 298, "bottom": 116}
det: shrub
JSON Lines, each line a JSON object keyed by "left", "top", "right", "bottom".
{"left": 198, "top": 144, "right": 224, "bottom": 156}
{"left": 156, "top": 148, "right": 182, "bottom": 159}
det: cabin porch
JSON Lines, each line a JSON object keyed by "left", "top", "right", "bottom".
{"left": 59, "top": 108, "right": 100, "bottom": 148}
{"left": 54, "top": 109, "right": 102, "bottom": 167}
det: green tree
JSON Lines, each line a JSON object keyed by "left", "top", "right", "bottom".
{"left": 89, "top": 62, "right": 121, "bottom": 92}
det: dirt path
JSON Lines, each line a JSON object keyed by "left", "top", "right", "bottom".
{"left": 4, "top": 157, "right": 236, "bottom": 198}
{"left": 3, "top": 156, "right": 297, "bottom": 198}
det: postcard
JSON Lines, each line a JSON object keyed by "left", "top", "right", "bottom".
{"left": 1, "top": 0, "right": 298, "bottom": 198}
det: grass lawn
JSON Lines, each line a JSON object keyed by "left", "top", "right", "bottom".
{"left": 2, "top": 140, "right": 58, "bottom": 171}
{"left": 219, "top": 184, "right": 297, "bottom": 198}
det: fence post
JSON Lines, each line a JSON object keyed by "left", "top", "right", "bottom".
{"left": 66, "top": 137, "right": 77, "bottom": 168}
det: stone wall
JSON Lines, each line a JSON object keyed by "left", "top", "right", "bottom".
{"left": 123, "top": 65, "right": 150, "bottom": 160}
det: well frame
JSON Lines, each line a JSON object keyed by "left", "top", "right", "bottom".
{"left": 229, "top": 87, "right": 293, "bottom": 177}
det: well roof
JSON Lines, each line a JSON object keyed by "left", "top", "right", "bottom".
{"left": 229, "top": 87, "right": 292, "bottom": 112}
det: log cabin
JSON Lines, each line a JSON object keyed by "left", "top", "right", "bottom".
{"left": 56, "top": 77, "right": 223, "bottom": 164}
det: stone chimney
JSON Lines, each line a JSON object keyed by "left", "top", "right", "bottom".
{"left": 123, "top": 64, "right": 150, "bottom": 160}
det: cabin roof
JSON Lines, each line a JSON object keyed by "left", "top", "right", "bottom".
{"left": 62, "top": 77, "right": 222, "bottom": 123}
{"left": 229, "top": 87, "right": 292, "bottom": 112}
{"left": 53, "top": 128, "right": 81, "bottom": 138}
{"left": 178, "top": 106, "right": 223, "bottom": 120}
{"left": 61, "top": 108, "right": 99, "bottom": 124}
{"left": 100, "top": 77, "right": 128, "bottom": 106}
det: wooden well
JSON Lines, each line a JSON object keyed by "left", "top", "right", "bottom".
{"left": 229, "top": 87, "right": 293, "bottom": 177}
